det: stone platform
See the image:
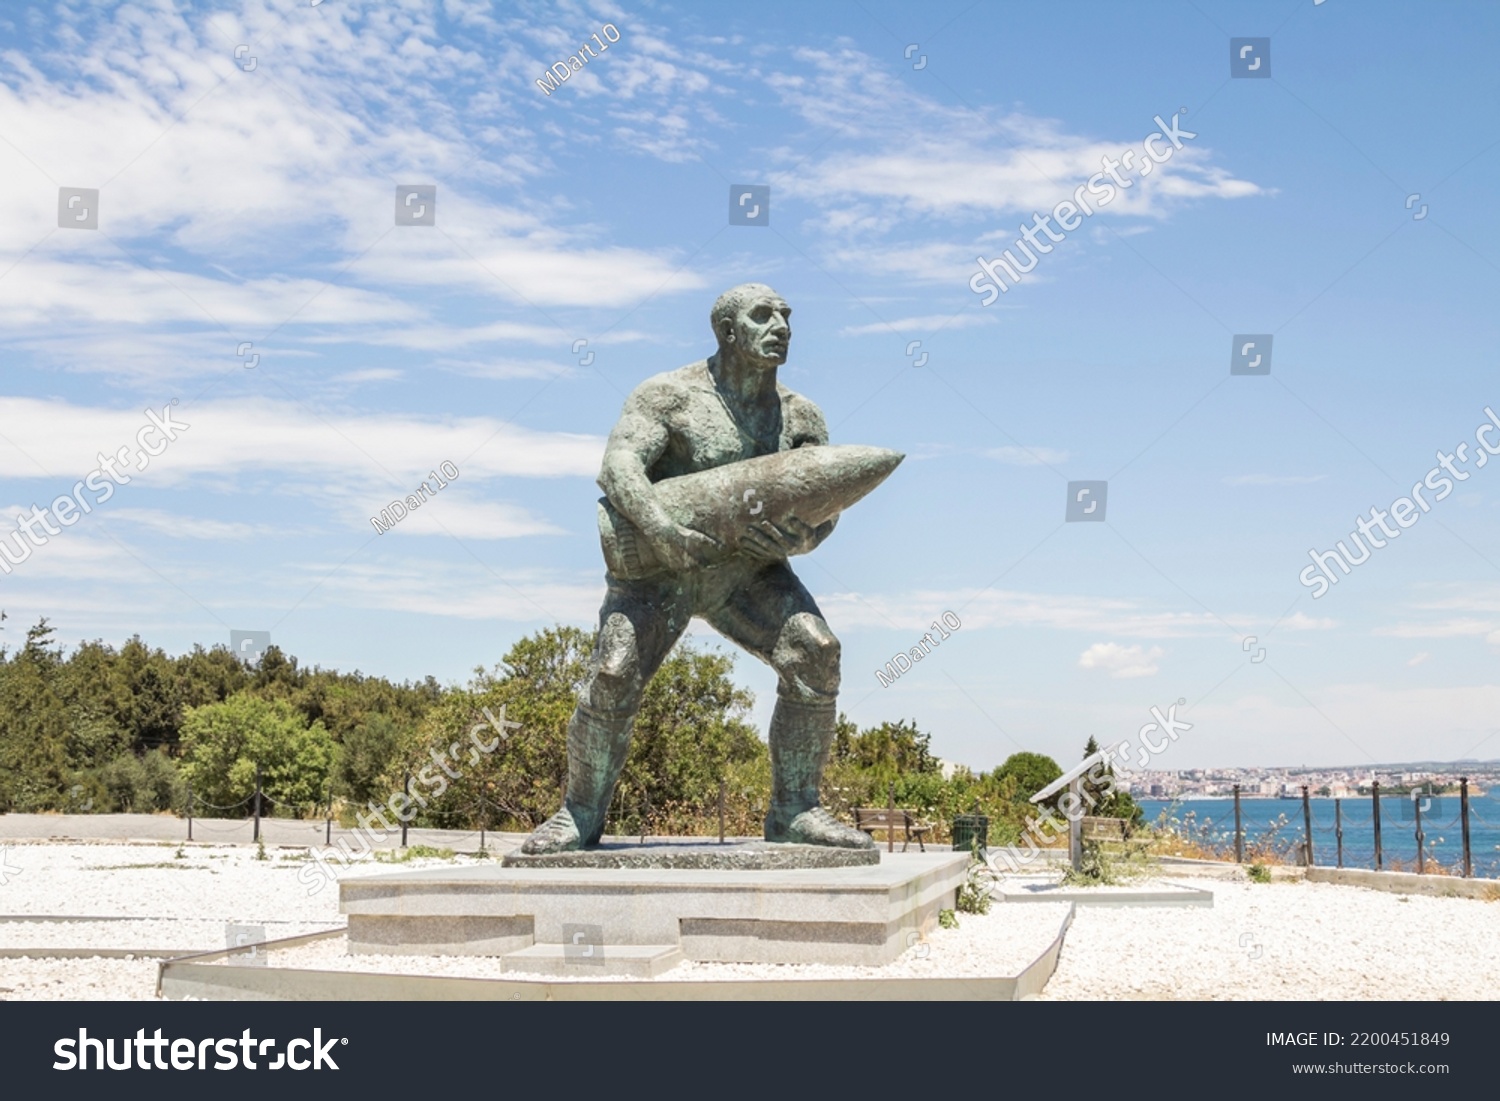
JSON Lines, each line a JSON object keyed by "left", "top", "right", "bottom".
{"left": 341, "top": 843, "right": 969, "bottom": 973}
{"left": 501, "top": 839, "right": 878, "bottom": 870}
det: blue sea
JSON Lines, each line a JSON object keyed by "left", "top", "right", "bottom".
{"left": 1137, "top": 794, "right": 1500, "bottom": 879}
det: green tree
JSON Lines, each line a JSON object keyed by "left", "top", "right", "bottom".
{"left": 0, "top": 619, "right": 72, "bottom": 811}
{"left": 403, "top": 628, "right": 766, "bottom": 836}
{"left": 1079, "top": 736, "right": 1142, "bottom": 826}
{"left": 994, "top": 751, "right": 1063, "bottom": 807}
{"left": 335, "top": 712, "right": 406, "bottom": 808}
{"left": 180, "top": 693, "right": 337, "bottom": 813}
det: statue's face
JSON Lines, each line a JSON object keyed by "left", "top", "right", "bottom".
{"left": 726, "top": 295, "right": 791, "bottom": 367}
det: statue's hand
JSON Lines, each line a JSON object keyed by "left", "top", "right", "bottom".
{"left": 647, "top": 523, "right": 721, "bottom": 573}
{"left": 741, "top": 516, "right": 826, "bottom": 563}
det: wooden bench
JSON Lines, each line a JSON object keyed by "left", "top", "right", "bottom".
{"left": 1080, "top": 816, "right": 1129, "bottom": 842}
{"left": 854, "top": 807, "right": 932, "bottom": 851}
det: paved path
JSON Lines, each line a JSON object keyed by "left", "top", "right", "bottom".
{"left": 0, "top": 813, "right": 525, "bottom": 853}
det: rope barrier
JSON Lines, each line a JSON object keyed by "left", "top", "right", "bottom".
{"left": 189, "top": 794, "right": 254, "bottom": 811}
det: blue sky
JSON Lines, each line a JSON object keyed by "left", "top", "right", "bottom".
{"left": 3, "top": 0, "right": 1500, "bottom": 772}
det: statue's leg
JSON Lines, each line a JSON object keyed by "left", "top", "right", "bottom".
{"left": 521, "top": 576, "right": 687, "bottom": 854}
{"left": 703, "top": 564, "right": 874, "bottom": 849}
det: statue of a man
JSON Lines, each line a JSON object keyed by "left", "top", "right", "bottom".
{"left": 521, "top": 283, "right": 876, "bottom": 853}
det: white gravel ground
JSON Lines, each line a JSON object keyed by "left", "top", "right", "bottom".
{"left": 0, "top": 958, "right": 163, "bottom": 1001}
{"left": 4, "top": 842, "right": 1499, "bottom": 999}
{"left": 0, "top": 840, "right": 458, "bottom": 921}
{"left": 1039, "top": 876, "right": 1500, "bottom": 1000}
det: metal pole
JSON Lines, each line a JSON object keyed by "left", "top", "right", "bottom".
{"left": 718, "top": 779, "right": 726, "bottom": 844}
{"left": 1335, "top": 797, "right": 1343, "bottom": 868}
{"left": 1461, "top": 777, "right": 1472, "bottom": 878}
{"left": 1233, "top": 784, "right": 1243, "bottom": 863}
{"left": 1371, "top": 780, "right": 1383, "bottom": 872}
{"left": 401, "top": 771, "right": 410, "bottom": 848}
{"left": 479, "top": 798, "right": 486, "bottom": 854}
{"left": 1414, "top": 794, "right": 1425, "bottom": 875}
{"left": 187, "top": 783, "right": 193, "bottom": 842}
{"left": 1301, "top": 785, "right": 1314, "bottom": 867}
{"left": 1069, "top": 775, "right": 1083, "bottom": 873}
{"left": 253, "top": 765, "right": 262, "bottom": 843}
{"left": 887, "top": 783, "right": 895, "bottom": 854}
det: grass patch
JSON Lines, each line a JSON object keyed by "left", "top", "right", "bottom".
{"left": 956, "top": 856, "right": 993, "bottom": 915}
{"left": 1059, "top": 839, "right": 1157, "bottom": 887}
{"left": 373, "top": 845, "right": 456, "bottom": 864}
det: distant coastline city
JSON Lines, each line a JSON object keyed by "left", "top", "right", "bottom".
{"left": 1110, "top": 761, "right": 1495, "bottom": 800}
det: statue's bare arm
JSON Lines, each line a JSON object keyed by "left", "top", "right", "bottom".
{"left": 598, "top": 382, "right": 721, "bottom": 571}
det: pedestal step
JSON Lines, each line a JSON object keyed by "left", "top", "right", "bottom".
{"left": 501, "top": 943, "right": 684, "bottom": 978}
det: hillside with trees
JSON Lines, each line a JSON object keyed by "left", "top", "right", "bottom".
{"left": 0, "top": 614, "right": 1077, "bottom": 844}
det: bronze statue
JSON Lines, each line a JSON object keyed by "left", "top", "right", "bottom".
{"left": 521, "top": 284, "right": 901, "bottom": 853}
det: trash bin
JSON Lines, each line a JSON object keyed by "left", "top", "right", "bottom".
{"left": 952, "top": 814, "right": 989, "bottom": 858}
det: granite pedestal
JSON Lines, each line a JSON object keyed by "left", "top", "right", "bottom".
{"left": 341, "top": 842, "right": 969, "bottom": 974}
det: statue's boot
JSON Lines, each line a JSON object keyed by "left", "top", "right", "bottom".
{"left": 763, "top": 695, "right": 875, "bottom": 849}
{"left": 520, "top": 705, "right": 633, "bottom": 854}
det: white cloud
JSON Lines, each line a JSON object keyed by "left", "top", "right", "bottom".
{"left": 1223, "top": 474, "right": 1328, "bottom": 486}
{"left": 766, "top": 48, "right": 1261, "bottom": 221}
{"left": 820, "top": 589, "right": 1223, "bottom": 639}
{"left": 1078, "top": 642, "right": 1164, "bottom": 678}
{"left": 0, "top": 397, "right": 605, "bottom": 487}
{"left": 838, "top": 313, "right": 999, "bottom": 337}
{"left": 1373, "top": 618, "right": 1494, "bottom": 640}
{"left": 984, "top": 446, "right": 1070, "bottom": 467}
{"left": 1279, "top": 612, "right": 1337, "bottom": 631}
{"left": 110, "top": 508, "right": 276, "bottom": 541}
{"left": 368, "top": 493, "right": 564, "bottom": 541}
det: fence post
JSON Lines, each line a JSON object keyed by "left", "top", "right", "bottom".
{"left": 1413, "top": 793, "right": 1425, "bottom": 875}
{"left": 401, "top": 771, "right": 411, "bottom": 848}
{"left": 187, "top": 783, "right": 193, "bottom": 842}
{"left": 1335, "top": 797, "right": 1343, "bottom": 869}
{"left": 1233, "top": 784, "right": 1243, "bottom": 863}
{"left": 1301, "top": 785, "right": 1314, "bottom": 867}
{"left": 253, "top": 765, "right": 262, "bottom": 844}
{"left": 1069, "top": 775, "right": 1083, "bottom": 873}
{"left": 887, "top": 783, "right": 895, "bottom": 854}
{"left": 1371, "top": 780, "right": 1383, "bottom": 872}
{"left": 718, "top": 779, "right": 726, "bottom": 845}
{"left": 1460, "top": 777, "right": 1472, "bottom": 878}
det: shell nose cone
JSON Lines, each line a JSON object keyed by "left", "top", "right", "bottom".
{"left": 823, "top": 444, "right": 905, "bottom": 506}
{"left": 844, "top": 444, "right": 905, "bottom": 478}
